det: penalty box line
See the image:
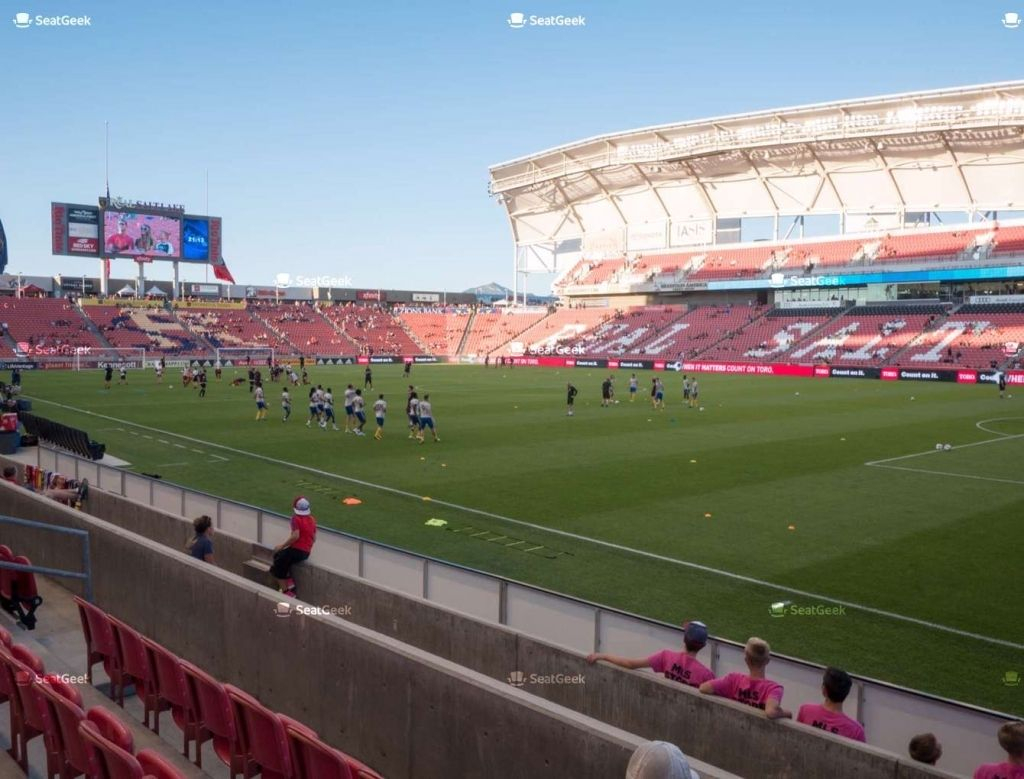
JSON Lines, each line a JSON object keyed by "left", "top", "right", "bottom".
{"left": 29, "top": 396, "right": 1024, "bottom": 653}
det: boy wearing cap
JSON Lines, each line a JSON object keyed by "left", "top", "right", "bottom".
{"left": 271, "top": 497, "right": 317, "bottom": 597}
{"left": 699, "top": 637, "right": 791, "bottom": 719}
{"left": 973, "top": 721, "right": 1024, "bottom": 779}
{"left": 585, "top": 621, "right": 714, "bottom": 689}
{"left": 796, "top": 667, "right": 865, "bottom": 742}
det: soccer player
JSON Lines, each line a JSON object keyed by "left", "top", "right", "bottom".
{"left": 198, "top": 370, "right": 207, "bottom": 398}
{"left": 254, "top": 385, "right": 268, "bottom": 421}
{"left": 364, "top": 365, "right": 373, "bottom": 389}
{"left": 103, "top": 364, "right": 113, "bottom": 389}
{"left": 796, "top": 667, "right": 866, "bottom": 742}
{"left": 281, "top": 387, "right": 292, "bottom": 421}
{"left": 306, "top": 386, "right": 319, "bottom": 427}
{"left": 566, "top": 382, "right": 578, "bottom": 416}
{"left": 117, "top": 362, "right": 127, "bottom": 385}
{"left": 289, "top": 368, "right": 299, "bottom": 386}
{"left": 154, "top": 360, "right": 163, "bottom": 382}
{"left": 416, "top": 393, "right": 439, "bottom": 442}
{"left": 214, "top": 359, "right": 223, "bottom": 380}
{"left": 323, "top": 387, "right": 339, "bottom": 430}
{"left": 353, "top": 389, "right": 367, "bottom": 436}
{"left": 998, "top": 371, "right": 1008, "bottom": 399}
{"left": 699, "top": 637, "right": 791, "bottom": 720}
{"left": 301, "top": 368, "right": 309, "bottom": 385}
{"left": 654, "top": 378, "right": 665, "bottom": 410}
{"left": 601, "top": 376, "right": 612, "bottom": 407}
{"left": 683, "top": 375, "right": 691, "bottom": 405}
{"left": 586, "top": 621, "right": 713, "bottom": 689}
{"left": 404, "top": 360, "right": 412, "bottom": 377}
{"left": 247, "top": 367, "right": 255, "bottom": 394}
{"left": 629, "top": 373, "right": 638, "bottom": 401}
{"left": 972, "top": 721, "right": 1024, "bottom": 779}
{"left": 373, "top": 394, "right": 387, "bottom": 439}
{"left": 690, "top": 378, "right": 700, "bottom": 408}
{"left": 407, "top": 392, "right": 420, "bottom": 438}
{"left": 314, "top": 384, "right": 326, "bottom": 429}
{"left": 343, "top": 384, "right": 357, "bottom": 433}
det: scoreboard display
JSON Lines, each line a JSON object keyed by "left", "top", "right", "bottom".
{"left": 51, "top": 200, "right": 222, "bottom": 264}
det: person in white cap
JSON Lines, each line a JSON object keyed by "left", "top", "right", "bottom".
{"left": 625, "top": 741, "right": 700, "bottom": 779}
{"left": 271, "top": 496, "right": 317, "bottom": 597}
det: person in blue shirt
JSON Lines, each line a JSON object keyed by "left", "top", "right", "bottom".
{"left": 187, "top": 515, "right": 215, "bottom": 563}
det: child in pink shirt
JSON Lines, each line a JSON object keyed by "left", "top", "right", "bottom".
{"left": 974, "top": 721, "right": 1024, "bottom": 779}
{"left": 587, "top": 621, "right": 713, "bottom": 688}
{"left": 797, "top": 667, "right": 865, "bottom": 742}
{"left": 699, "top": 637, "right": 790, "bottom": 719}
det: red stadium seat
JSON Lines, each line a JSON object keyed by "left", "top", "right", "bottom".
{"left": 181, "top": 660, "right": 252, "bottom": 774}
{"left": 0, "top": 626, "right": 10, "bottom": 647}
{"left": 36, "top": 679, "right": 91, "bottom": 777}
{"left": 136, "top": 749, "right": 188, "bottom": 779}
{"left": 44, "top": 673, "right": 83, "bottom": 707}
{"left": 73, "top": 596, "right": 123, "bottom": 697}
{"left": 79, "top": 719, "right": 144, "bottom": 779}
{"left": 283, "top": 721, "right": 355, "bottom": 779}
{"left": 6, "top": 555, "right": 43, "bottom": 630}
{"left": 86, "top": 705, "right": 134, "bottom": 753}
{"left": 13, "top": 671, "right": 62, "bottom": 774}
{"left": 109, "top": 615, "right": 158, "bottom": 722}
{"left": 141, "top": 638, "right": 197, "bottom": 757}
{"left": 225, "top": 684, "right": 294, "bottom": 778}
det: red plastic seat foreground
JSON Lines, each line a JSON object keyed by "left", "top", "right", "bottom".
{"left": 224, "top": 684, "right": 295, "bottom": 779}
{"left": 36, "top": 678, "right": 93, "bottom": 778}
{"left": 86, "top": 705, "right": 135, "bottom": 754}
{"left": 0, "top": 625, "right": 11, "bottom": 647}
{"left": 141, "top": 637, "right": 198, "bottom": 758}
{"left": 73, "top": 596, "right": 124, "bottom": 697}
{"left": 79, "top": 718, "right": 144, "bottom": 779}
{"left": 137, "top": 749, "right": 189, "bottom": 779}
{"left": 181, "top": 660, "right": 254, "bottom": 775}
{"left": 109, "top": 615, "right": 158, "bottom": 722}
{"left": 283, "top": 721, "right": 356, "bottom": 779}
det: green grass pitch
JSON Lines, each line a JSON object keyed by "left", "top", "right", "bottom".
{"left": 19, "top": 363, "right": 1024, "bottom": 715}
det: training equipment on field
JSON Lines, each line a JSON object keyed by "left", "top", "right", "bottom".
{"left": 214, "top": 346, "right": 275, "bottom": 367}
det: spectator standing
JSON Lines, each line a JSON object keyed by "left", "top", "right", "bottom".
{"left": 187, "top": 515, "right": 215, "bottom": 563}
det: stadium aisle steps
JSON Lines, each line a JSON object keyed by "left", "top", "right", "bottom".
{"left": 0, "top": 578, "right": 210, "bottom": 778}
{"left": 454, "top": 310, "right": 475, "bottom": 355}
{"left": 249, "top": 309, "right": 302, "bottom": 354}
{"left": 314, "top": 307, "right": 361, "bottom": 351}
{"left": 76, "top": 306, "right": 116, "bottom": 351}
{"left": 686, "top": 306, "right": 772, "bottom": 359}
{"left": 168, "top": 308, "right": 217, "bottom": 354}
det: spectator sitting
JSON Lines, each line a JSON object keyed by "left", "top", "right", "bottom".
{"left": 187, "top": 515, "right": 215, "bottom": 563}
{"left": 699, "top": 637, "right": 790, "bottom": 719}
{"left": 3, "top": 466, "right": 88, "bottom": 505}
{"left": 625, "top": 741, "right": 699, "bottom": 779}
{"left": 973, "top": 721, "right": 1024, "bottom": 779}
{"left": 796, "top": 667, "right": 865, "bottom": 742}
{"left": 909, "top": 733, "right": 943, "bottom": 766}
{"left": 271, "top": 496, "right": 317, "bottom": 597}
{"left": 586, "top": 621, "right": 713, "bottom": 689}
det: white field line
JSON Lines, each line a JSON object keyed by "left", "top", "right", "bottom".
{"left": 29, "top": 396, "right": 1024, "bottom": 652}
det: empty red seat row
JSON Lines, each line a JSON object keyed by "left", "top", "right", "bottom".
{"left": 74, "top": 596, "right": 383, "bottom": 778}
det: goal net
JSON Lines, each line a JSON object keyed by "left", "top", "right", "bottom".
{"left": 214, "top": 347, "right": 275, "bottom": 368}
{"left": 67, "top": 347, "right": 148, "bottom": 372}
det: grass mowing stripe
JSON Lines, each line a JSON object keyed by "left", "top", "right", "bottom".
{"left": 28, "top": 394, "right": 1024, "bottom": 653}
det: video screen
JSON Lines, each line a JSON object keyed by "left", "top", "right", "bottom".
{"left": 102, "top": 211, "right": 181, "bottom": 258}
{"left": 182, "top": 218, "right": 210, "bottom": 261}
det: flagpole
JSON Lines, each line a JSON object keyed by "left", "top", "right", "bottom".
{"left": 205, "top": 169, "right": 209, "bottom": 284}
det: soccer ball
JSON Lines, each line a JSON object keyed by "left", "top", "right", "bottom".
{"left": 319, "top": 421, "right": 327, "bottom": 429}
{"left": 614, "top": 400, "right": 620, "bottom": 404}
{"left": 943, "top": 443, "right": 952, "bottom": 451}
{"left": 935, "top": 443, "right": 943, "bottom": 450}
{"left": 699, "top": 407, "right": 705, "bottom": 411}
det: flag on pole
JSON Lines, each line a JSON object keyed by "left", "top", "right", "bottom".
{"left": 211, "top": 256, "right": 235, "bottom": 283}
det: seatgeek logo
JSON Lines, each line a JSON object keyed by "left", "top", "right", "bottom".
{"left": 12, "top": 12, "right": 92, "bottom": 28}
{"left": 507, "top": 11, "right": 586, "bottom": 28}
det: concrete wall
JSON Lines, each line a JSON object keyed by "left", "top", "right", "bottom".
{"left": 0, "top": 482, "right": 740, "bottom": 779}
{"left": 0, "top": 476, "right": 970, "bottom": 779}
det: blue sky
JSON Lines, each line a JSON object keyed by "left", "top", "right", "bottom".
{"left": 1, "top": 0, "right": 1021, "bottom": 292}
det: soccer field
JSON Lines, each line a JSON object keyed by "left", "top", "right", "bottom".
{"left": 20, "top": 363, "right": 1024, "bottom": 716}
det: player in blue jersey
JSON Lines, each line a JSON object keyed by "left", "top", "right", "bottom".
{"left": 281, "top": 388, "right": 292, "bottom": 421}
{"left": 373, "top": 394, "right": 387, "bottom": 440}
{"left": 353, "top": 389, "right": 367, "bottom": 436}
{"left": 323, "top": 387, "right": 339, "bottom": 430}
{"left": 343, "top": 384, "right": 357, "bottom": 433}
{"left": 416, "top": 394, "right": 440, "bottom": 443}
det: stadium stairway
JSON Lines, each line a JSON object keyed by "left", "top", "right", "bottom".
{"left": 454, "top": 310, "right": 475, "bottom": 355}
{"left": 1, "top": 331, "right": 21, "bottom": 355}
{"left": 248, "top": 308, "right": 302, "bottom": 355}
{"left": 314, "top": 307, "right": 363, "bottom": 353}
{"left": 75, "top": 304, "right": 117, "bottom": 352}
{"left": 683, "top": 305, "right": 773, "bottom": 360}
{"left": 881, "top": 305, "right": 956, "bottom": 367}
{"left": 167, "top": 308, "right": 218, "bottom": 355}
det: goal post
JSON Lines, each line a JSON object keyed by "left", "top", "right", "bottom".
{"left": 72, "top": 347, "right": 148, "bottom": 371}
{"left": 214, "top": 347, "right": 275, "bottom": 367}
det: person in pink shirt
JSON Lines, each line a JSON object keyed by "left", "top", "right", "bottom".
{"left": 699, "top": 636, "right": 790, "bottom": 719}
{"left": 974, "top": 721, "right": 1024, "bottom": 779}
{"left": 797, "top": 667, "right": 865, "bottom": 742}
{"left": 586, "top": 621, "right": 714, "bottom": 689}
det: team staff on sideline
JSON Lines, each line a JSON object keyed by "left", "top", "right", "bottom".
{"left": 271, "top": 497, "right": 317, "bottom": 597}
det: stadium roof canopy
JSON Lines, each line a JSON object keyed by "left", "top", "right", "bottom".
{"left": 489, "top": 82, "right": 1024, "bottom": 263}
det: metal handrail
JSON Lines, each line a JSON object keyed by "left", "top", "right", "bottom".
{"left": 0, "top": 514, "right": 92, "bottom": 601}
